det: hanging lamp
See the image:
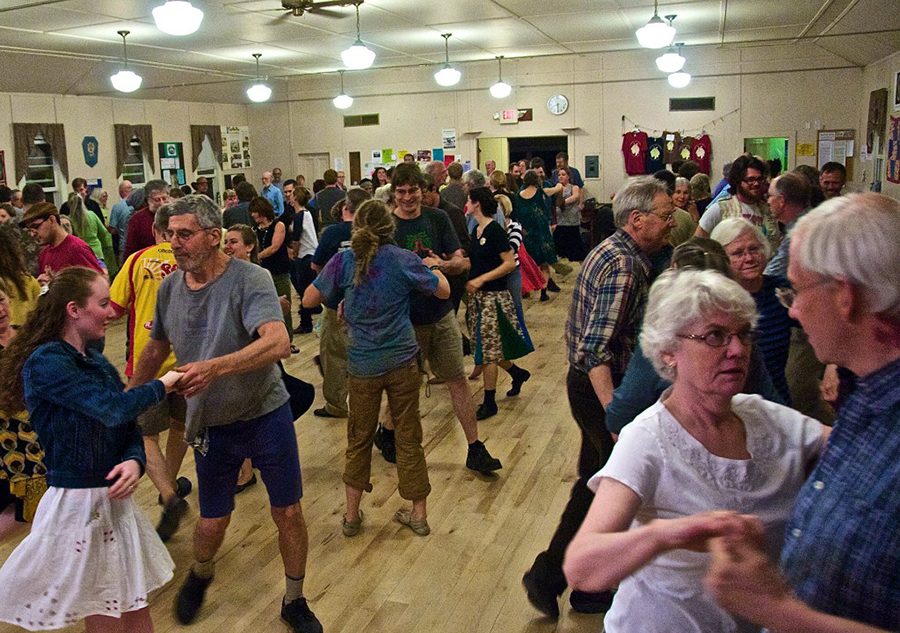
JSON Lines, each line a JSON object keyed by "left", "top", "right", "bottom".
{"left": 341, "top": 2, "right": 376, "bottom": 70}
{"left": 668, "top": 70, "right": 691, "bottom": 88}
{"left": 636, "top": 1, "right": 676, "bottom": 49}
{"left": 333, "top": 71, "right": 353, "bottom": 109}
{"left": 110, "top": 30, "right": 142, "bottom": 93}
{"left": 656, "top": 43, "right": 685, "bottom": 73}
{"left": 152, "top": 1, "right": 204, "bottom": 36}
{"left": 434, "top": 33, "right": 461, "bottom": 87}
{"left": 246, "top": 53, "right": 272, "bottom": 102}
{"left": 489, "top": 56, "right": 511, "bottom": 99}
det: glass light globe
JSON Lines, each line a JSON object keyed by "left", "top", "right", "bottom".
{"left": 668, "top": 71, "right": 691, "bottom": 88}
{"left": 636, "top": 16, "right": 675, "bottom": 49}
{"left": 152, "top": 1, "right": 204, "bottom": 36}
{"left": 333, "top": 93, "right": 353, "bottom": 109}
{"left": 110, "top": 69, "right": 142, "bottom": 93}
{"left": 434, "top": 65, "right": 461, "bottom": 87}
{"left": 490, "top": 81, "right": 511, "bottom": 99}
{"left": 656, "top": 51, "right": 686, "bottom": 73}
{"left": 246, "top": 82, "right": 272, "bottom": 103}
{"left": 341, "top": 40, "right": 376, "bottom": 70}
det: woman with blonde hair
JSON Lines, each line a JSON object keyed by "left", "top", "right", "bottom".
{"left": 303, "top": 200, "right": 449, "bottom": 537}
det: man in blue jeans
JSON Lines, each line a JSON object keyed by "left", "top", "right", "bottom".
{"left": 132, "top": 194, "right": 322, "bottom": 633}
{"left": 523, "top": 177, "right": 674, "bottom": 619}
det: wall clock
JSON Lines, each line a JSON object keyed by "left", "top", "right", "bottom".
{"left": 547, "top": 94, "right": 569, "bottom": 115}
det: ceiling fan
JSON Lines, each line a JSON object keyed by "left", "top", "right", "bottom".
{"left": 275, "top": 0, "right": 359, "bottom": 20}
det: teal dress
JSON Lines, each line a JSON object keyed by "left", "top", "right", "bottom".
{"left": 514, "top": 189, "right": 557, "bottom": 266}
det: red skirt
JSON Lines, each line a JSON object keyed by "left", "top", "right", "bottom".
{"left": 519, "top": 244, "right": 545, "bottom": 294}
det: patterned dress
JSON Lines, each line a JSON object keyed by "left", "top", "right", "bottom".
{"left": 514, "top": 188, "right": 558, "bottom": 266}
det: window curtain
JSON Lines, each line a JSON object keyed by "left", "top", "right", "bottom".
{"left": 12, "top": 123, "right": 69, "bottom": 184}
{"left": 189, "top": 125, "right": 223, "bottom": 172}
{"left": 114, "top": 124, "right": 155, "bottom": 177}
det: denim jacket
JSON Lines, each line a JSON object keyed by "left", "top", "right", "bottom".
{"left": 23, "top": 340, "right": 165, "bottom": 488}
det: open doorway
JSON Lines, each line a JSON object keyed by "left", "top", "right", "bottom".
{"left": 744, "top": 137, "right": 790, "bottom": 173}
{"left": 478, "top": 136, "right": 569, "bottom": 173}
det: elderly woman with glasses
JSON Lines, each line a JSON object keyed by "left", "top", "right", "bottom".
{"left": 563, "top": 268, "right": 829, "bottom": 633}
{"left": 710, "top": 218, "right": 794, "bottom": 405}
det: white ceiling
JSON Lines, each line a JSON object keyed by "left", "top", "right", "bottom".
{"left": 1, "top": 0, "right": 898, "bottom": 103}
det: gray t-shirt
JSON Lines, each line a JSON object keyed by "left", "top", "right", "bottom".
{"left": 151, "top": 257, "right": 288, "bottom": 440}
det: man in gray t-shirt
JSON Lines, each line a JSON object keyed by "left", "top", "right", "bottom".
{"left": 132, "top": 194, "right": 322, "bottom": 633}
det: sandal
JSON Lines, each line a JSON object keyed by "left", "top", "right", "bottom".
{"left": 394, "top": 508, "right": 430, "bottom": 536}
{"left": 341, "top": 510, "right": 364, "bottom": 537}
{"left": 290, "top": 345, "right": 300, "bottom": 354}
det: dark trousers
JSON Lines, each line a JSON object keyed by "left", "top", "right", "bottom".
{"left": 532, "top": 366, "right": 617, "bottom": 593}
{"left": 290, "top": 255, "right": 319, "bottom": 328}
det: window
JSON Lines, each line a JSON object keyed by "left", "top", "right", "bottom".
{"left": 343, "top": 113, "right": 379, "bottom": 127}
{"left": 669, "top": 97, "right": 716, "bottom": 112}
{"left": 25, "top": 134, "right": 57, "bottom": 191}
{"left": 122, "top": 137, "right": 146, "bottom": 185}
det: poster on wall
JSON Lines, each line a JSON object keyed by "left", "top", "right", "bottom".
{"left": 442, "top": 128, "right": 457, "bottom": 150}
{"left": 82, "top": 136, "right": 99, "bottom": 167}
{"left": 0, "top": 150, "right": 6, "bottom": 186}
{"left": 867, "top": 89, "right": 888, "bottom": 154}
{"left": 887, "top": 116, "right": 900, "bottom": 184}
{"left": 416, "top": 150, "right": 431, "bottom": 162}
{"left": 221, "top": 126, "right": 251, "bottom": 170}
{"left": 894, "top": 71, "right": 900, "bottom": 111}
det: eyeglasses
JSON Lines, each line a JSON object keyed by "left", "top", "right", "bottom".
{"left": 775, "top": 279, "right": 833, "bottom": 309}
{"left": 648, "top": 209, "right": 676, "bottom": 223}
{"left": 742, "top": 176, "right": 763, "bottom": 184}
{"left": 726, "top": 245, "right": 763, "bottom": 260}
{"left": 164, "top": 227, "right": 208, "bottom": 242}
{"left": 25, "top": 217, "right": 50, "bottom": 232}
{"left": 677, "top": 327, "right": 756, "bottom": 348}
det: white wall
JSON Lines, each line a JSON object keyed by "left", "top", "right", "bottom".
{"left": 246, "top": 43, "right": 867, "bottom": 201}
{"left": 858, "top": 51, "right": 900, "bottom": 199}
{"left": 0, "top": 92, "right": 249, "bottom": 204}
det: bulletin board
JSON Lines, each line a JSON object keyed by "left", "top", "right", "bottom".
{"left": 817, "top": 129, "right": 855, "bottom": 180}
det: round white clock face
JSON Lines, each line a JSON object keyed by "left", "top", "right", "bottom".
{"left": 547, "top": 94, "right": 569, "bottom": 115}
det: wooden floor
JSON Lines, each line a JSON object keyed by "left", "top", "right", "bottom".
{"left": 0, "top": 269, "right": 605, "bottom": 633}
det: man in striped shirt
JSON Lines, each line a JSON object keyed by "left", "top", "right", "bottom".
{"left": 523, "top": 176, "right": 675, "bottom": 619}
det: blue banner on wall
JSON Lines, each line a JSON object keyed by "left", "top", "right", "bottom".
{"left": 82, "top": 136, "right": 99, "bottom": 167}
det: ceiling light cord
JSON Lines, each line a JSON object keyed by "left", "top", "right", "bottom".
{"left": 119, "top": 30, "right": 130, "bottom": 67}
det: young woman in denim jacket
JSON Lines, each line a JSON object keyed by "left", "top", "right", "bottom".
{"left": 0, "top": 266, "right": 183, "bottom": 633}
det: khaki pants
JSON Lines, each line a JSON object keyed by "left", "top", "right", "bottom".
{"left": 319, "top": 307, "right": 349, "bottom": 417}
{"left": 344, "top": 360, "right": 430, "bottom": 501}
{"left": 786, "top": 327, "right": 835, "bottom": 425}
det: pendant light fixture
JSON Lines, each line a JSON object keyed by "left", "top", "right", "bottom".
{"left": 636, "top": 1, "right": 676, "bottom": 49}
{"left": 341, "top": 2, "right": 375, "bottom": 70}
{"left": 333, "top": 71, "right": 353, "bottom": 109}
{"left": 489, "top": 56, "right": 511, "bottom": 99}
{"left": 246, "top": 53, "right": 272, "bottom": 103}
{"left": 668, "top": 70, "right": 691, "bottom": 88}
{"left": 110, "top": 30, "right": 142, "bottom": 93}
{"left": 434, "top": 33, "right": 461, "bottom": 87}
{"left": 655, "top": 43, "right": 685, "bottom": 73}
{"left": 152, "top": 1, "right": 204, "bottom": 36}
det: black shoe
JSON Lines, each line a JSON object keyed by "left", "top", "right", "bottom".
{"left": 475, "top": 402, "right": 498, "bottom": 420}
{"left": 466, "top": 440, "right": 502, "bottom": 473}
{"left": 158, "top": 476, "right": 192, "bottom": 505}
{"left": 547, "top": 278, "right": 561, "bottom": 293}
{"left": 522, "top": 568, "right": 560, "bottom": 619}
{"left": 540, "top": 289, "right": 549, "bottom": 302}
{"left": 156, "top": 497, "right": 188, "bottom": 543}
{"left": 313, "top": 407, "right": 342, "bottom": 418}
{"left": 281, "top": 597, "right": 323, "bottom": 633}
{"left": 175, "top": 570, "right": 213, "bottom": 624}
{"left": 293, "top": 324, "right": 313, "bottom": 334}
{"left": 373, "top": 426, "right": 396, "bottom": 463}
{"left": 569, "top": 589, "right": 615, "bottom": 614}
{"left": 234, "top": 472, "right": 257, "bottom": 495}
{"left": 506, "top": 368, "right": 531, "bottom": 397}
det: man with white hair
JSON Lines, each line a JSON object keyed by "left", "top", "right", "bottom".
{"left": 109, "top": 179, "right": 134, "bottom": 260}
{"left": 261, "top": 170, "right": 285, "bottom": 218}
{"left": 524, "top": 176, "right": 675, "bottom": 619}
{"left": 708, "top": 192, "right": 900, "bottom": 632}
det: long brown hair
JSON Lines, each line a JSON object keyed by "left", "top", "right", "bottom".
{"left": 350, "top": 200, "right": 394, "bottom": 286}
{"left": 0, "top": 267, "right": 101, "bottom": 412}
{"left": 0, "top": 229, "right": 29, "bottom": 299}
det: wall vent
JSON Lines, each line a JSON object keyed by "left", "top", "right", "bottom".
{"left": 343, "top": 113, "right": 380, "bottom": 127}
{"left": 669, "top": 97, "right": 715, "bottom": 111}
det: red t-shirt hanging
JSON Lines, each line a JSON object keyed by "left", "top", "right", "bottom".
{"left": 622, "top": 131, "right": 649, "bottom": 175}
{"left": 691, "top": 134, "right": 712, "bottom": 174}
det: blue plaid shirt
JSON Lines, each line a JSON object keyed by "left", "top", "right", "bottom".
{"left": 780, "top": 357, "right": 900, "bottom": 629}
{"left": 566, "top": 229, "right": 650, "bottom": 376}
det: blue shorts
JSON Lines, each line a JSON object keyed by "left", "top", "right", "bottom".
{"left": 194, "top": 401, "right": 302, "bottom": 518}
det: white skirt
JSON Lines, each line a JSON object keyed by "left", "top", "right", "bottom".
{"left": 0, "top": 486, "right": 175, "bottom": 631}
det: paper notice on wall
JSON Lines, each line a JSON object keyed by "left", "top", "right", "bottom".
{"left": 372, "top": 150, "right": 382, "bottom": 162}
{"left": 432, "top": 148, "right": 444, "bottom": 161}
{"left": 443, "top": 154, "right": 455, "bottom": 167}
{"left": 382, "top": 148, "right": 395, "bottom": 163}
{"left": 417, "top": 150, "right": 432, "bottom": 162}
{"left": 442, "top": 128, "right": 457, "bottom": 150}
{"left": 796, "top": 143, "right": 815, "bottom": 157}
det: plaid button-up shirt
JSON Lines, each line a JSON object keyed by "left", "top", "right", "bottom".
{"left": 566, "top": 229, "right": 651, "bottom": 378}
{"left": 781, "top": 357, "right": 900, "bottom": 629}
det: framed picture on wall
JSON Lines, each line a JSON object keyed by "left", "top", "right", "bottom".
{"left": 0, "top": 150, "right": 6, "bottom": 186}
{"left": 894, "top": 70, "right": 900, "bottom": 111}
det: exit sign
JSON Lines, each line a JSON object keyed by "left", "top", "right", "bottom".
{"left": 500, "top": 108, "right": 519, "bottom": 124}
